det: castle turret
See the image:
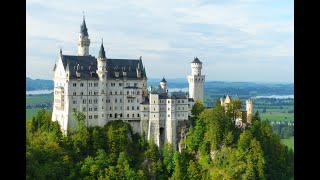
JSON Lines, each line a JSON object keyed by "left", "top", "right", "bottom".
{"left": 78, "top": 14, "right": 90, "bottom": 56}
{"left": 96, "top": 39, "right": 107, "bottom": 80}
{"left": 187, "top": 57, "right": 205, "bottom": 102}
{"left": 246, "top": 98, "right": 254, "bottom": 123}
{"left": 160, "top": 77, "right": 167, "bottom": 91}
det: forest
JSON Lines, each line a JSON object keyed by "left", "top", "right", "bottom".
{"left": 27, "top": 100, "right": 294, "bottom": 180}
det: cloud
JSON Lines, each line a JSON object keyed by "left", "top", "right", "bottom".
{"left": 26, "top": 0, "right": 293, "bottom": 82}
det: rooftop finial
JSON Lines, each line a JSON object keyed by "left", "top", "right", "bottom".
{"left": 102, "top": 38, "right": 103, "bottom": 44}
{"left": 83, "top": 11, "right": 85, "bottom": 20}
{"left": 60, "top": 48, "right": 62, "bottom": 55}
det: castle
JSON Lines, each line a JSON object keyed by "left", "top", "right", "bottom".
{"left": 52, "top": 16, "right": 252, "bottom": 149}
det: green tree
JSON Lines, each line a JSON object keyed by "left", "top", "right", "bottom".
{"left": 162, "top": 142, "right": 175, "bottom": 175}
{"left": 187, "top": 160, "right": 201, "bottom": 180}
{"left": 191, "top": 99, "right": 205, "bottom": 118}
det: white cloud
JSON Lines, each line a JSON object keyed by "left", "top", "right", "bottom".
{"left": 26, "top": 0, "right": 293, "bottom": 82}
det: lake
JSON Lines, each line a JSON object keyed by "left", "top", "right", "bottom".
{"left": 254, "top": 95, "right": 294, "bottom": 99}
{"left": 26, "top": 89, "right": 54, "bottom": 95}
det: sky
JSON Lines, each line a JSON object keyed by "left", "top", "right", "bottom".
{"left": 26, "top": 0, "right": 293, "bottom": 83}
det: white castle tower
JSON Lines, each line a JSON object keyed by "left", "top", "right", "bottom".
{"left": 78, "top": 15, "right": 90, "bottom": 56}
{"left": 246, "top": 98, "right": 254, "bottom": 123}
{"left": 188, "top": 57, "right": 205, "bottom": 102}
{"left": 96, "top": 39, "right": 108, "bottom": 126}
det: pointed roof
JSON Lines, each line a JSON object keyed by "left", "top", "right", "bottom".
{"left": 80, "top": 15, "right": 89, "bottom": 36}
{"left": 98, "top": 39, "right": 106, "bottom": 59}
{"left": 191, "top": 57, "right": 202, "bottom": 64}
{"left": 160, "top": 77, "right": 167, "bottom": 83}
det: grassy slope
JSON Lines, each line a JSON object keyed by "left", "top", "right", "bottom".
{"left": 26, "top": 94, "right": 53, "bottom": 120}
{"left": 281, "top": 136, "right": 294, "bottom": 151}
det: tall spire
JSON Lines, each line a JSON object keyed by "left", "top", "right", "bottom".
{"left": 98, "top": 38, "right": 106, "bottom": 59}
{"left": 80, "top": 12, "right": 88, "bottom": 36}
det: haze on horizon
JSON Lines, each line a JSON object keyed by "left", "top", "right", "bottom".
{"left": 26, "top": 0, "right": 293, "bottom": 83}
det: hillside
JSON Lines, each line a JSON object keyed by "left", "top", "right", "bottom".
{"left": 26, "top": 77, "right": 54, "bottom": 91}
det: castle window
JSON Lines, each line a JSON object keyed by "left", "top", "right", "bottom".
{"left": 94, "top": 99, "right": 98, "bottom": 104}
{"left": 178, "top": 107, "right": 180, "bottom": 110}
{"left": 126, "top": 83, "right": 130, "bottom": 86}
{"left": 115, "top": 91, "right": 117, "bottom": 95}
{"left": 168, "top": 114, "right": 170, "bottom": 117}
{"left": 182, "top": 100, "right": 184, "bottom": 103}
{"left": 73, "top": 100, "right": 77, "bottom": 104}
{"left": 168, "top": 100, "right": 170, "bottom": 103}
{"left": 128, "top": 100, "right": 130, "bottom": 103}
{"left": 83, "top": 99, "right": 86, "bottom": 104}
{"left": 132, "top": 106, "right": 134, "bottom": 110}
{"left": 127, "top": 106, "right": 129, "bottom": 110}
{"left": 154, "top": 115, "right": 155, "bottom": 117}
{"left": 137, "top": 91, "right": 140, "bottom": 95}
{"left": 110, "top": 114, "right": 112, "bottom": 117}
{"left": 110, "top": 91, "right": 112, "bottom": 95}
{"left": 110, "top": 107, "right": 112, "bottom": 110}
{"left": 115, "top": 98, "right": 118, "bottom": 103}
{"left": 120, "top": 91, "right": 123, "bottom": 95}
{"left": 102, "top": 106, "right": 103, "bottom": 109}
{"left": 120, "top": 113, "right": 123, "bottom": 118}
{"left": 83, "top": 107, "right": 86, "bottom": 111}
{"left": 127, "top": 91, "right": 129, "bottom": 95}
{"left": 132, "top": 114, "right": 135, "bottom": 117}
{"left": 111, "top": 83, "right": 115, "bottom": 87}
{"left": 80, "top": 92, "right": 83, "bottom": 95}
{"left": 138, "top": 114, "right": 140, "bottom": 117}
{"left": 102, "top": 114, "right": 104, "bottom": 117}
{"left": 73, "top": 83, "right": 77, "bottom": 87}
{"left": 178, "top": 100, "right": 180, "bottom": 103}
{"left": 119, "top": 83, "right": 123, "bottom": 86}
{"left": 89, "top": 83, "right": 92, "bottom": 87}
{"left": 94, "top": 115, "right": 98, "bottom": 119}
{"left": 154, "top": 101, "right": 155, "bottom": 104}
{"left": 73, "top": 92, "right": 76, "bottom": 95}
{"left": 154, "top": 108, "right": 155, "bottom": 111}
{"left": 168, "top": 108, "right": 170, "bottom": 111}
{"left": 137, "top": 99, "right": 140, "bottom": 103}
{"left": 80, "top": 83, "right": 84, "bottom": 87}
{"left": 120, "top": 107, "right": 123, "bottom": 110}
{"left": 94, "top": 83, "right": 98, "bottom": 87}
{"left": 106, "top": 83, "right": 108, "bottom": 86}
{"left": 137, "top": 106, "right": 140, "bottom": 110}
{"left": 120, "top": 98, "right": 123, "bottom": 103}
{"left": 115, "top": 107, "right": 117, "bottom": 110}
{"left": 89, "top": 108, "right": 92, "bottom": 111}
{"left": 89, "top": 91, "right": 92, "bottom": 95}
{"left": 94, "top": 92, "right": 98, "bottom": 95}
{"left": 183, "top": 107, "right": 184, "bottom": 110}
{"left": 94, "top": 107, "right": 97, "bottom": 111}
{"left": 134, "top": 83, "right": 138, "bottom": 87}
{"left": 127, "top": 114, "right": 129, "bottom": 118}
{"left": 89, "top": 115, "right": 92, "bottom": 119}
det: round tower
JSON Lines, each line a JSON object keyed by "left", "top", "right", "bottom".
{"left": 246, "top": 98, "right": 254, "bottom": 123}
{"left": 191, "top": 57, "right": 202, "bottom": 76}
{"left": 160, "top": 77, "right": 167, "bottom": 91}
{"left": 187, "top": 57, "right": 205, "bottom": 102}
{"left": 78, "top": 14, "right": 90, "bottom": 56}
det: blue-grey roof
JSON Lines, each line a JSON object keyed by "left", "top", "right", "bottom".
{"left": 80, "top": 18, "right": 89, "bottom": 36}
{"left": 60, "top": 55, "right": 147, "bottom": 80}
{"left": 160, "top": 77, "right": 167, "bottom": 83}
{"left": 98, "top": 42, "right": 106, "bottom": 59}
{"left": 191, "top": 57, "right": 202, "bottom": 64}
{"left": 107, "top": 58, "right": 146, "bottom": 79}
{"left": 61, "top": 55, "right": 98, "bottom": 79}
{"left": 159, "top": 92, "right": 188, "bottom": 99}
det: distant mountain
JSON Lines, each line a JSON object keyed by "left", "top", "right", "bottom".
{"left": 26, "top": 77, "right": 54, "bottom": 91}
{"left": 26, "top": 77, "right": 293, "bottom": 96}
